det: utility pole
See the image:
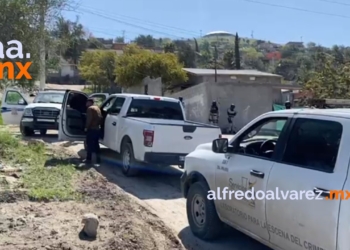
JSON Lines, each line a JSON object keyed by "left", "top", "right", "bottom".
{"left": 214, "top": 45, "right": 217, "bottom": 82}
{"left": 122, "top": 30, "right": 125, "bottom": 41}
{"left": 39, "top": 0, "right": 47, "bottom": 90}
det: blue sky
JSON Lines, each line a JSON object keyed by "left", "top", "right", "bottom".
{"left": 63, "top": 0, "right": 350, "bottom": 47}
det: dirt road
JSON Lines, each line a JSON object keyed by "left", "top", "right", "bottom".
{"left": 17, "top": 130, "right": 271, "bottom": 250}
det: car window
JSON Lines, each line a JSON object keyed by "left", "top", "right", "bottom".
{"left": 5, "top": 91, "right": 24, "bottom": 105}
{"left": 126, "top": 99, "right": 184, "bottom": 120}
{"left": 33, "top": 92, "right": 64, "bottom": 104}
{"left": 101, "top": 97, "right": 116, "bottom": 112}
{"left": 234, "top": 117, "right": 288, "bottom": 160}
{"left": 91, "top": 95, "right": 107, "bottom": 106}
{"left": 109, "top": 97, "right": 125, "bottom": 114}
{"left": 281, "top": 118, "right": 342, "bottom": 173}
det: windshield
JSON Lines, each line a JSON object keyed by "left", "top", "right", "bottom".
{"left": 33, "top": 92, "right": 64, "bottom": 104}
{"left": 127, "top": 99, "right": 184, "bottom": 120}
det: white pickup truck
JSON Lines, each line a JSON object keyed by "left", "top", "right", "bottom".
{"left": 59, "top": 90, "right": 222, "bottom": 176}
{"left": 181, "top": 108, "right": 348, "bottom": 250}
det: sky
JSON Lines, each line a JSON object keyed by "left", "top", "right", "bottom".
{"left": 63, "top": 0, "right": 350, "bottom": 47}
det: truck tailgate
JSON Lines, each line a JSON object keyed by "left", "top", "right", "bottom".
{"left": 151, "top": 121, "right": 221, "bottom": 154}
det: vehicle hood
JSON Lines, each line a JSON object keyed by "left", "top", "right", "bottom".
{"left": 25, "top": 103, "right": 62, "bottom": 109}
{"left": 195, "top": 142, "right": 212, "bottom": 151}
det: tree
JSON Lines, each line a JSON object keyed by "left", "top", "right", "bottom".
{"left": 223, "top": 50, "right": 234, "bottom": 69}
{"left": 173, "top": 40, "right": 196, "bottom": 68}
{"left": 134, "top": 35, "right": 155, "bottom": 48}
{"left": 164, "top": 42, "right": 175, "bottom": 53}
{"left": 114, "top": 36, "right": 125, "bottom": 43}
{"left": 79, "top": 50, "right": 118, "bottom": 92}
{"left": 52, "top": 16, "right": 87, "bottom": 66}
{"left": 234, "top": 33, "right": 241, "bottom": 69}
{"left": 304, "top": 54, "right": 350, "bottom": 99}
{"left": 115, "top": 44, "right": 188, "bottom": 92}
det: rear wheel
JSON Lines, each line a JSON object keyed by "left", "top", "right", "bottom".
{"left": 121, "top": 142, "right": 138, "bottom": 177}
{"left": 84, "top": 140, "right": 87, "bottom": 151}
{"left": 187, "top": 181, "right": 223, "bottom": 241}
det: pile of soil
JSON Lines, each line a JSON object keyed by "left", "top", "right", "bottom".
{"left": 0, "top": 137, "right": 184, "bottom": 250}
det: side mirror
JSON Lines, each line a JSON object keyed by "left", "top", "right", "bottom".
{"left": 18, "top": 99, "right": 26, "bottom": 105}
{"left": 212, "top": 138, "right": 235, "bottom": 153}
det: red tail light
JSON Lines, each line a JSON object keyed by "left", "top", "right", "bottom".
{"left": 143, "top": 130, "right": 154, "bottom": 147}
{"left": 154, "top": 97, "right": 161, "bottom": 100}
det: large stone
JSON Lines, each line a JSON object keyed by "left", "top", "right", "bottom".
{"left": 81, "top": 213, "right": 99, "bottom": 238}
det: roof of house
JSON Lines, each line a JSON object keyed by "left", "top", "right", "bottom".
{"left": 183, "top": 68, "right": 283, "bottom": 78}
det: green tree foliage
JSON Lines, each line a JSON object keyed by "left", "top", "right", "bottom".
{"left": 223, "top": 50, "right": 234, "bottom": 69}
{"left": 79, "top": 50, "right": 118, "bottom": 92}
{"left": 304, "top": 53, "right": 350, "bottom": 99}
{"left": 134, "top": 35, "right": 156, "bottom": 48}
{"left": 114, "top": 36, "right": 125, "bottom": 43}
{"left": 173, "top": 40, "right": 196, "bottom": 68}
{"left": 234, "top": 33, "right": 241, "bottom": 69}
{"left": 115, "top": 44, "right": 188, "bottom": 90}
{"left": 164, "top": 42, "right": 176, "bottom": 53}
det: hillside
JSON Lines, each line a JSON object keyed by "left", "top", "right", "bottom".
{"left": 132, "top": 33, "right": 349, "bottom": 84}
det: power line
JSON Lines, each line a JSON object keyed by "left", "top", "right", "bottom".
{"left": 317, "top": 0, "right": 350, "bottom": 6}
{"left": 76, "top": 7, "right": 186, "bottom": 39}
{"left": 242, "top": 0, "right": 350, "bottom": 19}
{"left": 78, "top": 4, "right": 201, "bottom": 36}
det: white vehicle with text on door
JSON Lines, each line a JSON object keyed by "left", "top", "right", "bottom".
{"left": 181, "top": 108, "right": 350, "bottom": 250}
{"left": 58, "top": 91, "right": 222, "bottom": 176}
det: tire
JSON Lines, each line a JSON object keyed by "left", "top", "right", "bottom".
{"left": 121, "top": 142, "right": 138, "bottom": 177}
{"left": 84, "top": 140, "right": 87, "bottom": 151}
{"left": 187, "top": 181, "right": 223, "bottom": 241}
{"left": 39, "top": 129, "right": 47, "bottom": 135}
{"left": 20, "top": 125, "right": 34, "bottom": 137}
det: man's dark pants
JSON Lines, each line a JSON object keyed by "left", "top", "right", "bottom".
{"left": 86, "top": 129, "right": 101, "bottom": 162}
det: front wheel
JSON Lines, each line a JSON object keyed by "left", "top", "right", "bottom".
{"left": 121, "top": 142, "right": 138, "bottom": 177}
{"left": 39, "top": 129, "right": 47, "bottom": 135}
{"left": 20, "top": 125, "right": 34, "bottom": 137}
{"left": 187, "top": 181, "right": 223, "bottom": 241}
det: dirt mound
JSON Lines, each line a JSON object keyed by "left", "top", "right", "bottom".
{"left": 0, "top": 168, "right": 183, "bottom": 250}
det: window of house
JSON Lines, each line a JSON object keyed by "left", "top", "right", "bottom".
{"left": 281, "top": 118, "right": 342, "bottom": 173}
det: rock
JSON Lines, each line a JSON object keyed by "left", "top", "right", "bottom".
{"left": 81, "top": 213, "right": 99, "bottom": 238}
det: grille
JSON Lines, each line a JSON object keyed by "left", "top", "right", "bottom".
{"left": 33, "top": 108, "right": 60, "bottom": 118}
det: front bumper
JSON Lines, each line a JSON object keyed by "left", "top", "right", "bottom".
{"left": 21, "top": 117, "right": 59, "bottom": 130}
{"left": 144, "top": 152, "right": 187, "bottom": 166}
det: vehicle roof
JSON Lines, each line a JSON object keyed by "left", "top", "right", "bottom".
{"left": 110, "top": 93, "right": 179, "bottom": 102}
{"left": 270, "top": 108, "right": 350, "bottom": 119}
{"left": 38, "top": 91, "right": 65, "bottom": 94}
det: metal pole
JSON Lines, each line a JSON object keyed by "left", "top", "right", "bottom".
{"left": 39, "top": 1, "right": 47, "bottom": 90}
{"left": 214, "top": 45, "right": 217, "bottom": 82}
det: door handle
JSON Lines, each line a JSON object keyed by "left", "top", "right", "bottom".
{"left": 250, "top": 170, "right": 265, "bottom": 178}
{"left": 112, "top": 122, "right": 116, "bottom": 126}
{"left": 313, "top": 187, "right": 331, "bottom": 198}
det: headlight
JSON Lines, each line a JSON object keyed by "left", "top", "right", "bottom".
{"left": 23, "top": 108, "right": 33, "bottom": 116}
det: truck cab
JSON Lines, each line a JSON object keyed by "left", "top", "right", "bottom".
{"left": 182, "top": 108, "right": 350, "bottom": 250}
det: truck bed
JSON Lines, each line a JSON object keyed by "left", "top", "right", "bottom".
{"left": 127, "top": 117, "right": 221, "bottom": 154}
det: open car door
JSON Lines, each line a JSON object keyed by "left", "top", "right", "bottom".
{"left": 58, "top": 90, "right": 109, "bottom": 141}
{"left": 1, "top": 88, "right": 29, "bottom": 125}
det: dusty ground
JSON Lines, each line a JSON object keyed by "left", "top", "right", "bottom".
{"left": 0, "top": 127, "right": 270, "bottom": 250}
{"left": 0, "top": 131, "right": 183, "bottom": 250}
